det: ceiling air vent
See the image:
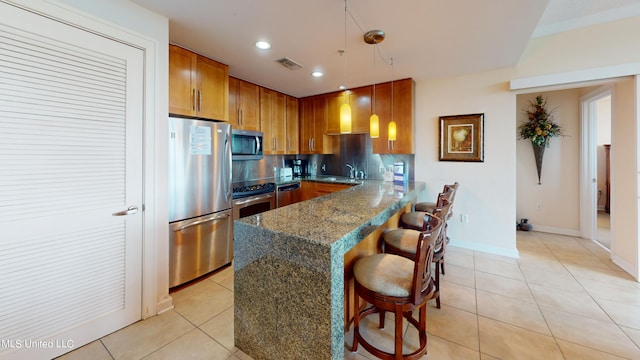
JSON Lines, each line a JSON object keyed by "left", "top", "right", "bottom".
{"left": 276, "top": 57, "right": 303, "bottom": 70}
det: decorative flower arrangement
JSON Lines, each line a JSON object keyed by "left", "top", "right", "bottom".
{"left": 519, "top": 95, "right": 563, "bottom": 147}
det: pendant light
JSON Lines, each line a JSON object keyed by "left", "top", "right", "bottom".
{"left": 339, "top": 0, "right": 352, "bottom": 134}
{"left": 364, "top": 30, "right": 385, "bottom": 139}
{"left": 388, "top": 57, "right": 397, "bottom": 142}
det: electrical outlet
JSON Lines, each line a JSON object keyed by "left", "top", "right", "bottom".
{"left": 536, "top": 203, "right": 543, "bottom": 210}
{"left": 460, "top": 214, "right": 469, "bottom": 223}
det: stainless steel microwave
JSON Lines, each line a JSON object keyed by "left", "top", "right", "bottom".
{"left": 231, "top": 129, "right": 263, "bottom": 160}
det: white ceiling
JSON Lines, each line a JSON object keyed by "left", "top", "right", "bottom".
{"left": 131, "top": 0, "right": 640, "bottom": 98}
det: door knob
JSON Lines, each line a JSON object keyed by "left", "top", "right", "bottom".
{"left": 112, "top": 205, "right": 139, "bottom": 216}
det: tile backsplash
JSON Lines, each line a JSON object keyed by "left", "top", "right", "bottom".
{"left": 232, "top": 134, "right": 414, "bottom": 183}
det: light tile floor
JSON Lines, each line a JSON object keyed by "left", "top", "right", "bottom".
{"left": 59, "top": 231, "right": 640, "bottom": 359}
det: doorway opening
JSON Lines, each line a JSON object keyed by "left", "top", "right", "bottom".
{"left": 580, "top": 88, "right": 612, "bottom": 250}
{"left": 595, "top": 95, "right": 612, "bottom": 248}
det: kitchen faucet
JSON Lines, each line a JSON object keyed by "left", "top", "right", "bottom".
{"left": 346, "top": 163, "right": 355, "bottom": 179}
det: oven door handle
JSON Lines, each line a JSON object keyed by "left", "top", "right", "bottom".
{"left": 170, "top": 213, "right": 230, "bottom": 232}
{"left": 233, "top": 192, "right": 274, "bottom": 206}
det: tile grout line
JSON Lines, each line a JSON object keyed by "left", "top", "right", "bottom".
{"left": 528, "top": 232, "right": 640, "bottom": 358}
{"left": 517, "top": 233, "right": 568, "bottom": 360}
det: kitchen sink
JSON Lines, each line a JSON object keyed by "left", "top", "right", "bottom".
{"left": 316, "top": 176, "right": 362, "bottom": 184}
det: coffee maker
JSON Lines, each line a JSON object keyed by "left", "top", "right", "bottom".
{"left": 288, "top": 159, "right": 308, "bottom": 177}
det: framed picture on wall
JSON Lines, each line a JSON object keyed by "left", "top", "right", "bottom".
{"left": 439, "top": 113, "right": 484, "bottom": 162}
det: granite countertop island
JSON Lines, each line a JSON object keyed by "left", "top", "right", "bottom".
{"left": 234, "top": 180, "right": 425, "bottom": 360}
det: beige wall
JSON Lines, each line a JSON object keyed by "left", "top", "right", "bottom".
{"left": 515, "top": 90, "right": 582, "bottom": 234}
{"left": 415, "top": 68, "right": 518, "bottom": 256}
{"left": 611, "top": 78, "right": 638, "bottom": 273}
{"left": 516, "top": 16, "right": 640, "bottom": 79}
{"left": 413, "top": 16, "right": 640, "bottom": 273}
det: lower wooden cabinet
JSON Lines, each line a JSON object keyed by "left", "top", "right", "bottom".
{"left": 300, "top": 181, "right": 355, "bottom": 200}
{"left": 314, "top": 182, "right": 353, "bottom": 196}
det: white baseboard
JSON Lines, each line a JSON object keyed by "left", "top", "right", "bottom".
{"left": 610, "top": 253, "right": 638, "bottom": 281}
{"left": 156, "top": 295, "right": 174, "bottom": 315}
{"left": 449, "top": 239, "right": 520, "bottom": 259}
{"left": 530, "top": 224, "right": 581, "bottom": 237}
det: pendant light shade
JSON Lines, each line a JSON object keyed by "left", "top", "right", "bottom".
{"left": 388, "top": 58, "right": 397, "bottom": 142}
{"left": 340, "top": 102, "right": 352, "bottom": 133}
{"left": 388, "top": 120, "right": 397, "bottom": 141}
{"left": 369, "top": 114, "right": 380, "bottom": 138}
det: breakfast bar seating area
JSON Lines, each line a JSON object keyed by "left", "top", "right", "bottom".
{"left": 233, "top": 180, "right": 425, "bottom": 360}
{"left": 351, "top": 214, "right": 443, "bottom": 359}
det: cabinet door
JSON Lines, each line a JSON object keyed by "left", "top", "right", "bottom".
{"left": 238, "top": 79, "right": 260, "bottom": 131}
{"left": 228, "top": 76, "right": 240, "bottom": 127}
{"left": 315, "top": 183, "right": 353, "bottom": 196}
{"left": 273, "top": 91, "right": 286, "bottom": 154}
{"left": 350, "top": 86, "right": 372, "bottom": 134}
{"left": 372, "top": 79, "right": 414, "bottom": 154}
{"left": 392, "top": 79, "right": 414, "bottom": 154}
{"left": 325, "top": 87, "right": 371, "bottom": 135}
{"left": 286, "top": 96, "right": 299, "bottom": 154}
{"left": 313, "top": 96, "right": 331, "bottom": 153}
{"left": 260, "top": 88, "right": 274, "bottom": 153}
{"left": 169, "top": 45, "right": 196, "bottom": 116}
{"left": 300, "top": 95, "right": 331, "bottom": 154}
{"left": 300, "top": 181, "right": 315, "bottom": 201}
{"left": 325, "top": 91, "right": 345, "bottom": 135}
{"left": 196, "top": 56, "right": 228, "bottom": 121}
{"left": 260, "top": 88, "right": 286, "bottom": 154}
{"left": 299, "top": 97, "right": 314, "bottom": 154}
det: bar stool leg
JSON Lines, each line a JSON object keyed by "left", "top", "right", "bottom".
{"left": 394, "top": 307, "right": 403, "bottom": 359}
{"left": 351, "top": 293, "right": 360, "bottom": 352}
{"left": 435, "top": 263, "right": 441, "bottom": 309}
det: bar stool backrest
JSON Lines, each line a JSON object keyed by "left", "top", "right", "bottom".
{"left": 411, "top": 214, "right": 443, "bottom": 304}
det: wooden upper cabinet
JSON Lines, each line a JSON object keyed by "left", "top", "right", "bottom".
{"left": 168, "top": 45, "right": 195, "bottom": 116}
{"left": 325, "top": 86, "right": 372, "bottom": 135}
{"left": 196, "top": 56, "right": 229, "bottom": 121}
{"left": 285, "top": 96, "right": 299, "bottom": 154}
{"left": 229, "top": 76, "right": 260, "bottom": 131}
{"left": 169, "top": 44, "right": 228, "bottom": 121}
{"left": 299, "top": 95, "right": 331, "bottom": 154}
{"left": 372, "top": 78, "right": 414, "bottom": 154}
{"left": 260, "top": 88, "right": 286, "bottom": 154}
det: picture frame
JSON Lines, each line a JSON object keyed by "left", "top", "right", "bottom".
{"left": 439, "top": 113, "right": 484, "bottom": 162}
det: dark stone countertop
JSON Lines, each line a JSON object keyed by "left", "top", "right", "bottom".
{"left": 235, "top": 179, "right": 424, "bottom": 253}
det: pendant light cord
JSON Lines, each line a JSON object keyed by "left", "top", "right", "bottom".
{"left": 391, "top": 57, "right": 394, "bottom": 121}
{"left": 372, "top": 44, "right": 376, "bottom": 113}
{"left": 343, "top": 0, "right": 348, "bottom": 94}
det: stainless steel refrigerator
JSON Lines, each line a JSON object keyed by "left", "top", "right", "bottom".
{"left": 168, "top": 117, "right": 232, "bottom": 288}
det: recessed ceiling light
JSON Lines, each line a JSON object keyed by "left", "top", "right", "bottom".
{"left": 255, "top": 41, "right": 271, "bottom": 50}
{"left": 338, "top": 85, "right": 346, "bottom": 90}
{"left": 311, "top": 71, "right": 323, "bottom": 77}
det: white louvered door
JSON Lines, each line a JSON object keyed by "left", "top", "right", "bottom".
{"left": 0, "top": 2, "right": 143, "bottom": 359}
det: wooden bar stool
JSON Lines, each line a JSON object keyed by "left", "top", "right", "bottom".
{"left": 413, "top": 182, "right": 458, "bottom": 214}
{"left": 351, "top": 214, "right": 443, "bottom": 360}
{"left": 382, "top": 195, "right": 452, "bottom": 308}
{"left": 412, "top": 183, "right": 457, "bottom": 284}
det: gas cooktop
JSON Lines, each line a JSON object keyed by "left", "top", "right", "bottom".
{"left": 232, "top": 180, "right": 276, "bottom": 199}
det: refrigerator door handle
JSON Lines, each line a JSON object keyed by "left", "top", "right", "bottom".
{"left": 112, "top": 205, "right": 138, "bottom": 216}
{"left": 225, "top": 131, "right": 232, "bottom": 202}
{"left": 171, "top": 213, "right": 230, "bottom": 232}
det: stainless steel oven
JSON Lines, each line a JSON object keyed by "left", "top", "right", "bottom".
{"left": 232, "top": 181, "right": 276, "bottom": 219}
